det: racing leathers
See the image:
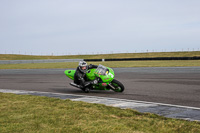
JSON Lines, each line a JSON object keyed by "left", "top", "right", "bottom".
{"left": 74, "top": 64, "right": 98, "bottom": 88}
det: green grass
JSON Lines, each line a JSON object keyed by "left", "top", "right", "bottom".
{"left": 1, "top": 51, "right": 200, "bottom": 60}
{"left": 0, "top": 93, "right": 200, "bottom": 133}
{"left": 1, "top": 51, "right": 200, "bottom": 69}
{"left": 0, "top": 60, "right": 200, "bottom": 69}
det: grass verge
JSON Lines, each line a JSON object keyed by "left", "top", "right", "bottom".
{"left": 0, "top": 93, "right": 200, "bottom": 133}
{"left": 1, "top": 51, "right": 200, "bottom": 60}
{"left": 0, "top": 60, "right": 200, "bottom": 69}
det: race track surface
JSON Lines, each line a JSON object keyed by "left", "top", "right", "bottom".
{"left": 0, "top": 67, "right": 200, "bottom": 108}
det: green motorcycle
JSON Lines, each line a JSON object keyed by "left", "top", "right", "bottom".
{"left": 64, "top": 64, "right": 124, "bottom": 92}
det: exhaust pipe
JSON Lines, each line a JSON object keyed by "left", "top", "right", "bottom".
{"left": 70, "top": 82, "right": 81, "bottom": 88}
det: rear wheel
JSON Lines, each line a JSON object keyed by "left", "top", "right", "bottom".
{"left": 109, "top": 79, "right": 125, "bottom": 92}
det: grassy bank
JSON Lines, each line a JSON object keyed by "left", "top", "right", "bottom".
{"left": 0, "top": 60, "right": 200, "bottom": 69}
{"left": 0, "top": 93, "right": 200, "bottom": 133}
{"left": 1, "top": 51, "right": 200, "bottom": 60}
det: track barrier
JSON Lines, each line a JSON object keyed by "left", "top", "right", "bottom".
{"left": 84, "top": 56, "right": 200, "bottom": 62}
{"left": 1, "top": 57, "right": 199, "bottom": 64}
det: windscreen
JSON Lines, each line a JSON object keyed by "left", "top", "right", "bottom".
{"left": 94, "top": 64, "right": 109, "bottom": 75}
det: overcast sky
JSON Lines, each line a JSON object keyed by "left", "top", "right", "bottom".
{"left": 0, "top": 0, "right": 200, "bottom": 55}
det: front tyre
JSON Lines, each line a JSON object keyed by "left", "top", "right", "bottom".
{"left": 109, "top": 79, "right": 125, "bottom": 92}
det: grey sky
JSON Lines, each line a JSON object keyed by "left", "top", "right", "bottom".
{"left": 1, "top": 0, "right": 200, "bottom": 55}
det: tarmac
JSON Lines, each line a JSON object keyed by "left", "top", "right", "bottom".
{"left": 1, "top": 89, "right": 200, "bottom": 122}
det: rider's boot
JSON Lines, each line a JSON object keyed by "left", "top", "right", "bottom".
{"left": 81, "top": 81, "right": 92, "bottom": 93}
{"left": 82, "top": 79, "right": 98, "bottom": 92}
{"left": 70, "top": 79, "right": 98, "bottom": 92}
{"left": 84, "top": 79, "right": 98, "bottom": 86}
{"left": 70, "top": 82, "right": 88, "bottom": 92}
{"left": 83, "top": 87, "right": 90, "bottom": 93}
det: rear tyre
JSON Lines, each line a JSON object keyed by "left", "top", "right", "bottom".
{"left": 110, "top": 79, "right": 125, "bottom": 92}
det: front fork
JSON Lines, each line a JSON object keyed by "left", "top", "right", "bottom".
{"left": 108, "top": 83, "right": 116, "bottom": 90}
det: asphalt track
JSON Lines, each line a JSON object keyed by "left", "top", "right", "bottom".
{"left": 0, "top": 67, "right": 200, "bottom": 108}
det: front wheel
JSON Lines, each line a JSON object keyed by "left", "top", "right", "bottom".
{"left": 108, "top": 79, "right": 125, "bottom": 92}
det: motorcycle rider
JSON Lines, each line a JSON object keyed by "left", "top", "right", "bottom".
{"left": 73, "top": 61, "right": 98, "bottom": 92}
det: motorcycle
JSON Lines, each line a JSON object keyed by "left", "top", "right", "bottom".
{"left": 64, "top": 64, "right": 124, "bottom": 93}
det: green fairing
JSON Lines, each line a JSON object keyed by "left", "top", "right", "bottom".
{"left": 100, "top": 67, "right": 115, "bottom": 83}
{"left": 86, "top": 67, "right": 115, "bottom": 90}
{"left": 64, "top": 68, "right": 114, "bottom": 82}
{"left": 86, "top": 69, "right": 96, "bottom": 81}
{"left": 64, "top": 70, "right": 75, "bottom": 80}
{"left": 64, "top": 64, "right": 124, "bottom": 92}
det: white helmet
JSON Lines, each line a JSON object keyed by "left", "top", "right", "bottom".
{"left": 79, "top": 61, "right": 88, "bottom": 73}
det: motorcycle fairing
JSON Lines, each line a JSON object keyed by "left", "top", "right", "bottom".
{"left": 64, "top": 70, "right": 75, "bottom": 80}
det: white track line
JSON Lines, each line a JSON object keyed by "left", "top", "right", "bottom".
{"left": 1, "top": 89, "right": 200, "bottom": 110}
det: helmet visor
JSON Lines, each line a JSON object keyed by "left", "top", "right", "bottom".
{"left": 81, "top": 66, "right": 87, "bottom": 70}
